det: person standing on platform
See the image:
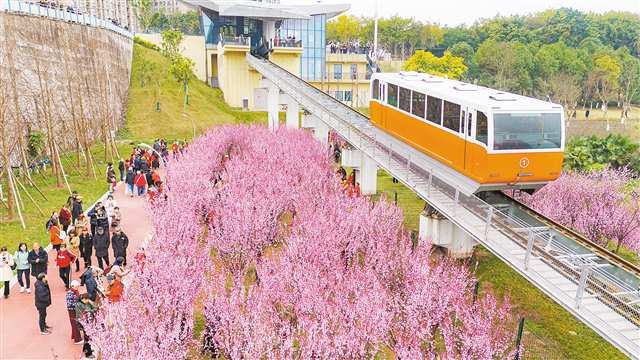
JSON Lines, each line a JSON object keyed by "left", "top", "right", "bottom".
{"left": 65, "top": 280, "right": 83, "bottom": 344}
{"left": 34, "top": 273, "right": 52, "bottom": 335}
{"left": 28, "top": 243, "right": 48, "bottom": 280}
{"left": 14, "top": 243, "right": 31, "bottom": 293}
{"left": 94, "top": 226, "right": 110, "bottom": 269}
{"left": 111, "top": 227, "right": 129, "bottom": 266}
{"left": 0, "top": 246, "right": 15, "bottom": 298}
{"left": 79, "top": 227, "right": 94, "bottom": 269}
{"left": 55, "top": 243, "right": 76, "bottom": 290}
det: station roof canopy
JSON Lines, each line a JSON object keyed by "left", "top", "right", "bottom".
{"left": 182, "top": 0, "right": 350, "bottom": 20}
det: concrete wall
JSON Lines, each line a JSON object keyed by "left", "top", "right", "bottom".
{"left": 137, "top": 33, "right": 206, "bottom": 82}
{"left": 0, "top": 12, "right": 132, "bottom": 163}
{"left": 218, "top": 46, "right": 262, "bottom": 108}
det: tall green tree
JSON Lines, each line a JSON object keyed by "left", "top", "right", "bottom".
{"left": 132, "top": 0, "right": 153, "bottom": 33}
{"left": 616, "top": 47, "right": 640, "bottom": 119}
{"left": 161, "top": 30, "right": 184, "bottom": 61}
{"left": 587, "top": 52, "right": 621, "bottom": 117}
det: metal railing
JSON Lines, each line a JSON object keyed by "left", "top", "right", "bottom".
{"left": 247, "top": 53, "right": 640, "bottom": 358}
{"left": 270, "top": 38, "right": 302, "bottom": 48}
{"left": 1, "top": 0, "right": 132, "bottom": 38}
{"left": 324, "top": 72, "right": 371, "bottom": 81}
{"left": 220, "top": 34, "right": 250, "bottom": 47}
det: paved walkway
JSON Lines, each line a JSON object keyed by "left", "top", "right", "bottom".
{"left": 0, "top": 183, "right": 152, "bottom": 360}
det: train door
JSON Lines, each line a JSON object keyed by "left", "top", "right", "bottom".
{"left": 462, "top": 108, "right": 475, "bottom": 171}
{"left": 380, "top": 82, "right": 387, "bottom": 128}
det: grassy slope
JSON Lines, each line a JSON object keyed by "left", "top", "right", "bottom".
{"left": 0, "top": 143, "right": 130, "bottom": 252}
{"left": 123, "top": 44, "right": 266, "bottom": 142}
{"left": 376, "top": 168, "right": 625, "bottom": 359}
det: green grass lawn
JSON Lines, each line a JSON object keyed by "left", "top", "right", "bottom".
{"left": 371, "top": 168, "right": 626, "bottom": 360}
{"left": 124, "top": 44, "right": 267, "bottom": 143}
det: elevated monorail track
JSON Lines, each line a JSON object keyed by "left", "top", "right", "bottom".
{"left": 247, "top": 54, "right": 640, "bottom": 358}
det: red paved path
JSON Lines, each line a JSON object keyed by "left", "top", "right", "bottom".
{"left": 0, "top": 183, "right": 152, "bottom": 360}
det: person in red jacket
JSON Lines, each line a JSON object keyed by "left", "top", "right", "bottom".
{"left": 354, "top": 182, "right": 361, "bottom": 197}
{"left": 134, "top": 171, "right": 148, "bottom": 196}
{"left": 59, "top": 205, "right": 72, "bottom": 232}
{"left": 55, "top": 243, "right": 76, "bottom": 290}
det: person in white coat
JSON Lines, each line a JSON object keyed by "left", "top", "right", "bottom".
{"left": 1, "top": 246, "right": 16, "bottom": 299}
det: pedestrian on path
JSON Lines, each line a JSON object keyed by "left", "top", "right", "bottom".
{"left": 28, "top": 243, "right": 48, "bottom": 279}
{"left": 134, "top": 170, "right": 148, "bottom": 196}
{"left": 72, "top": 195, "right": 84, "bottom": 224}
{"left": 125, "top": 167, "right": 135, "bottom": 197}
{"left": 118, "top": 159, "right": 125, "bottom": 182}
{"left": 55, "top": 243, "right": 76, "bottom": 290}
{"left": 50, "top": 219, "right": 63, "bottom": 251}
{"left": 66, "top": 280, "right": 83, "bottom": 344}
{"left": 111, "top": 227, "right": 129, "bottom": 266}
{"left": 14, "top": 242, "right": 31, "bottom": 293}
{"left": 59, "top": 204, "right": 72, "bottom": 232}
{"left": 1, "top": 246, "right": 15, "bottom": 298}
{"left": 80, "top": 267, "right": 99, "bottom": 302}
{"left": 94, "top": 226, "right": 110, "bottom": 269}
{"left": 79, "top": 227, "right": 94, "bottom": 269}
{"left": 67, "top": 229, "right": 81, "bottom": 273}
{"left": 34, "top": 273, "right": 52, "bottom": 335}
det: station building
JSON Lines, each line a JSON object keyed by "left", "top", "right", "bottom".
{"left": 138, "top": 0, "right": 371, "bottom": 110}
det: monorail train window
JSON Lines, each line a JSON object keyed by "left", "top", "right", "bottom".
{"left": 476, "top": 112, "right": 488, "bottom": 145}
{"left": 443, "top": 101, "right": 461, "bottom": 131}
{"left": 426, "top": 96, "right": 442, "bottom": 125}
{"left": 372, "top": 79, "right": 379, "bottom": 100}
{"left": 411, "top": 92, "right": 426, "bottom": 118}
{"left": 493, "top": 113, "right": 562, "bottom": 150}
{"left": 388, "top": 84, "right": 398, "bottom": 107}
{"left": 399, "top": 87, "right": 411, "bottom": 113}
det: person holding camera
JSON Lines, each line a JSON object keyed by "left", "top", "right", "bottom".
{"left": 1, "top": 246, "right": 16, "bottom": 299}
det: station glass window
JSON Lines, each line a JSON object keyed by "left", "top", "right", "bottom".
{"left": 387, "top": 84, "right": 398, "bottom": 107}
{"left": 399, "top": 87, "right": 411, "bottom": 113}
{"left": 334, "top": 90, "right": 344, "bottom": 101}
{"left": 344, "top": 91, "right": 353, "bottom": 101}
{"left": 443, "top": 101, "right": 461, "bottom": 132}
{"left": 426, "top": 96, "right": 442, "bottom": 125}
{"left": 476, "top": 111, "right": 488, "bottom": 145}
{"left": 411, "top": 91, "right": 426, "bottom": 118}
{"left": 333, "top": 64, "right": 342, "bottom": 80}
{"left": 493, "top": 113, "right": 562, "bottom": 150}
{"left": 372, "top": 79, "right": 379, "bottom": 100}
{"left": 350, "top": 64, "right": 358, "bottom": 80}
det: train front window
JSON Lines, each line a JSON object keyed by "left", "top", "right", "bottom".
{"left": 493, "top": 113, "right": 562, "bottom": 150}
{"left": 372, "top": 79, "right": 379, "bottom": 100}
{"left": 388, "top": 84, "right": 398, "bottom": 107}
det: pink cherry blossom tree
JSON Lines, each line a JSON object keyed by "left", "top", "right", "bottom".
{"left": 85, "top": 125, "right": 520, "bottom": 359}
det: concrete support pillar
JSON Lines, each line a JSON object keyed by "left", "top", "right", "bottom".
{"left": 301, "top": 112, "right": 315, "bottom": 129}
{"left": 419, "top": 205, "right": 476, "bottom": 258}
{"left": 356, "top": 154, "right": 377, "bottom": 195}
{"left": 313, "top": 117, "right": 329, "bottom": 144}
{"left": 285, "top": 97, "right": 300, "bottom": 129}
{"left": 267, "top": 83, "right": 279, "bottom": 130}
{"left": 340, "top": 148, "right": 362, "bottom": 168}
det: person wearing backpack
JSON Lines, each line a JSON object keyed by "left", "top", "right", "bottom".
{"left": 0, "top": 246, "right": 15, "bottom": 298}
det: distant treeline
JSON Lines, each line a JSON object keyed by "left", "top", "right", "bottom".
{"left": 328, "top": 9, "right": 640, "bottom": 111}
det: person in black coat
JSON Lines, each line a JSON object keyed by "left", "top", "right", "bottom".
{"left": 28, "top": 243, "right": 48, "bottom": 278}
{"left": 111, "top": 227, "right": 129, "bottom": 266}
{"left": 71, "top": 196, "right": 83, "bottom": 224}
{"left": 79, "top": 227, "right": 94, "bottom": 268}
{"left": 34, "top": 273, "right": 52, "bottom": 334}
{"left": 94, "top": 226, "right": 110, "bottom": 269}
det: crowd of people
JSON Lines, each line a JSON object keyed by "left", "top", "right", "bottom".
{"left": 329, "top": 131, "right": 362, "bottom": 197}
{"left": 0, "top": 143, "right": 162, "bottom": 359}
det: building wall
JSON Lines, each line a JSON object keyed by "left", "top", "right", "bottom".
{"left": 137, "top": 33, "right": 207, "bottom": 82}
{"left": 217, "top": 46, "right": 261, "bottom": 108}
{"left": 270, "top": 48, "right": 303, "bottom": 76}
{"left": 313, "top": 53, "right": 370, "bottom": 108}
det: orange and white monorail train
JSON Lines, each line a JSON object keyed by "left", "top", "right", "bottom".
{"left": 369, "top": 72, "right": 565, "bottom": 192}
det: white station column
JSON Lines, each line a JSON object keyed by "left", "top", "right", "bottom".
{"left": 419, "top": 205, "right": 476, "bottom": 258}
{"left": 358, "top": 154, "right": 377, "bottom": 195}
{"left": 282, "top": 94, "right": 300, "bottom": 129}
{"left": 313, "top": 116, "right": 329, "bottom": 144}
{"left": 267, "top": 83, "right": 279, "bottom": 130}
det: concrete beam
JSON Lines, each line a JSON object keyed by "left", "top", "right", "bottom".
{"left": 267, "top": 82, "right": 279, "bottom": 130}
{"left": 281, "top": 94, "right": 300, "bottom": 129}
